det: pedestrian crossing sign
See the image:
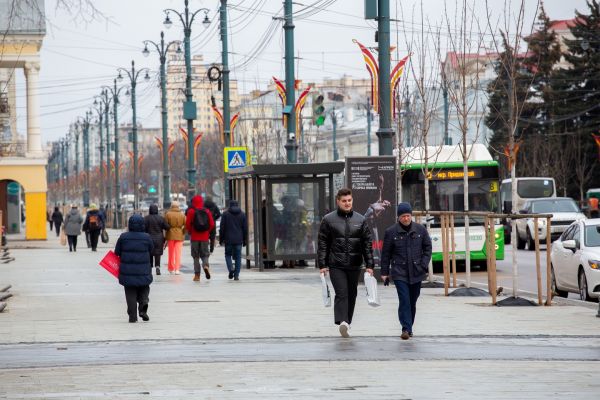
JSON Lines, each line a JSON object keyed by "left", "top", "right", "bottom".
{"left": 224, "top": 146, "right": 249, "bottom": 172}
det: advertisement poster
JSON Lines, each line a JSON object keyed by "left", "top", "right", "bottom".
{"left": 346, "top": 156, "right": 397, "bottom": 268}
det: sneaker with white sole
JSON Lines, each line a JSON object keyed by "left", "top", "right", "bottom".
{"left": 174, "top": 270, "right": 180, "bottom": 275}
{"left": 339, "top": 321, "right": 350, "bottom": 338}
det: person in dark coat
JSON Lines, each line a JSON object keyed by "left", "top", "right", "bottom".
{"left": 51, "top": 206, "right": 63, "bottom": 237}
{"left": 115, "top": 214, "right": 154, "bottom": 323}
{"left": 219, "top": 199, "right": 248, "bottom": 280}
{"left": 82, "top": 203, "right": 105, "bottom": 252}
{"left": 47, "top": 210, "right": 53, "bottom": 231}
{"left": 380, "top": 202, "right": 432, "bottom": 340}
{"left": 144, "top": 204, "right": 169, "bottom": 275}
{"left": 204, "top": 196, "right": 221, "bottom": 253}
{"left": 317, "top": 188, "right": 374, "bottom": 338}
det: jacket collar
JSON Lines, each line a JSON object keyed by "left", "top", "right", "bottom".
{"left": 336, "top": 208, "right": 353, "bottom": 218}
{"left": 396, "top": 222, "right": 417, "bottom": 235}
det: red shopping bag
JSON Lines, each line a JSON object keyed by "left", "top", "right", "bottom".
{"left": 99, "top": 250, "right": 120, "bottom": 279}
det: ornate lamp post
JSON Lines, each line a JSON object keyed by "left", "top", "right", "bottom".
{"left": 117, "top": 60, "right": 150, "bottom": 211}
{"left": 143, "top": 32, "right": 182, "bottom": 209}
{"left": 92, "top": 99, "right": 105, "bottom": 205}
{"left": 163, "top": 0, "right": 211, "bottom": 202}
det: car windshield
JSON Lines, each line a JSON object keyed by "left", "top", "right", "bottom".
{"left": 584, "top": 225, "right": 600, "bottom": 247}
{"left": 517, "top": 179, "right": 554, "bottom": 198}
{"left": 531, "top": 199, "right": 579, "bottom": 213}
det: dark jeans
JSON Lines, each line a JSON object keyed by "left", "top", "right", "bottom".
{"left": 153, "top": 255, "right": 161, "bottom": 267}
{"left": 225, "top": 243, "right": 242, "bottom": 278}
{"left": 67, "top": 235, "right": 78, "bottom": 251}
{"left": 393, "top": 280, "right": 422, "bottom": 333}
{"left": 89, "top": 230, "right": 100, "bottom": 251}
{"left": 54, "top": 223, "right": 61, "bottom": 237}
{"left": 124, "top": 285, "right": 150, "bottom": 321}
{"left": 329, "top": 268, "right": 361, "bottom": 325}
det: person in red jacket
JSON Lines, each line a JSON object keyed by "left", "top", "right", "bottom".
{"left": 186, "top": 195, "right": 215, "bottom": 282}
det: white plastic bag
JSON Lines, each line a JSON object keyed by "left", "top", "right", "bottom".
{"left": 320, "top": 273, "right": 332, "bottom": 307}
{"left": 364, "top": 272, "right": 380, "bottom": 307}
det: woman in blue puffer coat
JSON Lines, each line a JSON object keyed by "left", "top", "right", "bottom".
{"left": 115, "top": 214, "right": 154, "bottom": 323}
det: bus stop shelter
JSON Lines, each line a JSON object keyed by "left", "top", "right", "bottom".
{"left": 227, "top": 162, "right": 345, "bottom": 271}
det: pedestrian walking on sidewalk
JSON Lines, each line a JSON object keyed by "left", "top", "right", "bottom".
{"left": 51, "top": 206, "right": 63, "bottom": 237}
{"left": 144, "top": 204, "right": 169, "bottom": 276}
{"left": 64, "top": 205, "right": 83, "bottom": 252}
{"left": 83, "top": 203, "right": 105, "bottom": 252}
{"left": 219, "top": 199, "right": 247, "bottom": 280}
{"left": 380, "top": 202, "right": 432, "bottom": 340}
{"left": 47, "top": 210, "right": 53, "bottom": 231}
{"left": 185, "top": 195, "right": 215, "bottom": 282}
{"left": 115, "top": 214, "right": 154, "bottom": 323}
{"left": 165, "top": 201, "right": 186, "bottom": 274}
{"left": 317, "top": 188, "right": 374, "bottom": 338}
{"left": 204, "top": 196, "right": 221, "bottom": 254}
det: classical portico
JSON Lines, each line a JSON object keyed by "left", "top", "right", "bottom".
{"left": 0, "top": 0, "right": 47, "bottom": 240}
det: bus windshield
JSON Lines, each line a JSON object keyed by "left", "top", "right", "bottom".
{"left": 517, "top": 179, "right": 555, "bottom": 198}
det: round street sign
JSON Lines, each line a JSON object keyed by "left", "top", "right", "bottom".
{"left": 7, "top": 182, "right": 20, "bottom": 195}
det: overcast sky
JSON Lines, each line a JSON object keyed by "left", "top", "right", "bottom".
{"left": 15, "top": 0, "right": 589, "bottom": 144}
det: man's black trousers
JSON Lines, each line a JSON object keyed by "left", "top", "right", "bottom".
{"left": 329, "top": 267, "right": 361, "bottom": 325}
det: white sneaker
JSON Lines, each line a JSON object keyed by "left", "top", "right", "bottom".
{"left": 339, "top": 321, "right": 350, "bottom": 338}
{"left": 175, "top": 270, "right": 180, "bottom": 275}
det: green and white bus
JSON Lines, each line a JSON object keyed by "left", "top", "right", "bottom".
{"left": 400, "top": 144, "right": 504, "bottom": 265}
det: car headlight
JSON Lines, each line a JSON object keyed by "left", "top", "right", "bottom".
{"left": 589, "top": 260, "right": 600, "bottom": 270}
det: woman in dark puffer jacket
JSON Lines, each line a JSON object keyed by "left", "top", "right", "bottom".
{"left": 144, "top": 204, "right": 169, "bottom": 275}
{"left": 115, "top": 214, "right": 154, "bottom": 323}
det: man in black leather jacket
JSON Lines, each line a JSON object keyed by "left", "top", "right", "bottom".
{"left": 318, "top": 188, "right": 374, "bottom": 338}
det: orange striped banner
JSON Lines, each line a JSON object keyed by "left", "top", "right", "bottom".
{"left": 391, "top": 54, "right": 410, "bottom": 119}
{"left": 295, "top": 87, "right": 311, "bottom": 142}
{"left": 230, "top": 113, "right": 239, "bottom": 146}
{"left": 273, "top": 77, "right": 287, "bottom": 127}
{"left": 353, "top": 39, "right": 379, "bottom": 113}
{"left": 211, "top": 107, "right": 224, "bottom": 144}
{"left": 593, "top": 134, "right": 600, "bottom": 161}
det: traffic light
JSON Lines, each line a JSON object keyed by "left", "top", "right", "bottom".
{"left": 312, "top": 94, "right": 325, "bottom": 126}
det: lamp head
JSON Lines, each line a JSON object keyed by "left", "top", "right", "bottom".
{"left": 163, "top": 13, "right": 173, "bottom": 29}
{"left": 117, "top": 72, "right": 123, "bottom": 81}
{"left": 202, "top": 13, "right": 211, "bottom": 28}
{"left": 144, "top": 71, "right": 151, "bottom": 81}
{"left": 142, "top": 45, "right": 150, "bottom": 57}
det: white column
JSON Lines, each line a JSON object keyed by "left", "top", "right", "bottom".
{"left": 24, "top": 61, "right": 42, "bottom": 155}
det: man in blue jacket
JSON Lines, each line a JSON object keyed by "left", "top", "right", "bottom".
{"left": 219, "top": 200, "right": 247, "bottom": 280}
{"left": 115, "top": 214, "right": 154, "bottom": 323}
{"left": 380, "top": 202, "right": 432, "bottom": 340}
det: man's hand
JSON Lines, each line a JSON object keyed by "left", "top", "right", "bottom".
{"left": 381, "top": 275, "right": 390, "bottom": 286}
{"left": 320, "top": 267, "right": 329, "bottom": 276}
{"left": 366, "top": 268, "right": 374, "bottom": 276}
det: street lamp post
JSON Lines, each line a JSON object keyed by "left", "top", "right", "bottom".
{"left": 164, "top": 0, "right": 211, "bottom": 202}
{"left": 93, "top": 100, "right": 105, "bottom": 205}
{"left": 99, "top": 89, "right": 113, "bottom": 212}
{"left": 82, "top": 110, "right": 92, "bottom": 207}
{"left": 283, "top": 0, "right": 298, "bottom": 163}
{"left": 143, "top": 32, "right": 181, "bottom": 209}
{"left": 103, "top": 79, "right": 126, "bottom": 228}
{"left": 73, "top": 122, "right": 80, "bottom": 200}
{"left": 117, "top": 60, "right": 150, "bottom": 211}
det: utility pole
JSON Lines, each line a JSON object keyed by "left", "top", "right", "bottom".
{"left": 283, "top": 0, "right": 297, "bottom": 163}
{"left": 93, "top": 101, "right": 105, "bottom": 205}
{"left": 74, "top": 123, "right": 80, "bottom": 198}
{"left": 376, "top": 0, "right": 394, "bottom": 155}
{"left": 82, "top": 110, "right": 91, "bottom": 207}
{"left": 220, "top": 0, "right": 232, "bottom": 201}
{"left": 102, "top": 90, "right": 112, "bottom": 211}
{"left": 104, "top": 79, "right": 126, "bottom": 228}
{"left": 331, "top": 108, "right": 339, "bottom": 161}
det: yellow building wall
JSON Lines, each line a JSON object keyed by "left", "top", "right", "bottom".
{"left": 0, "top": 43, "right": 39, "bottom": 56}
{"left": 0, "top": 164, "right": 48, "bottom": 240}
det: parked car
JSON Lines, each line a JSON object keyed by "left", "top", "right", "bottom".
{"left": 550, "top": 218, "right": 600, "bottom": 301}
{"left": 516, "top": 197, "right": 586, "bottom": 250}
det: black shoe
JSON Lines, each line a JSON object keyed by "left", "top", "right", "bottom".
{"left": 228, "top": 271, "right": 234, "bottom": 279}
{"left": 203, "top": 266, "right": 211, "bottom": 279}
{"left": 69, "top": 248, "right": 72, "bottom": 252}
{"left": 156, "top": 267, "right": 161, "bottom": 275}
{"left": 409, "top": 332, "right": 413, "bottom": 338}
{"left": 234, "top": 276, "right": 239, "bottom": 281}
{"left": 140, "top": 313, "right": 149, "bottom": 322}
{"left": 129, "top": 317, "right": 137, "bottom": 323}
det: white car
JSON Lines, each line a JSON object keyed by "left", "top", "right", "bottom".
{"left": 516, "top": 197, "right": 586, "bottom": 250}
{"left": 550, "top": 218, "right": 600, "bottom": 301}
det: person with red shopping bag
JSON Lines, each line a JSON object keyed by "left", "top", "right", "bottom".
{"left": 114, "top": 214, "right": 154, "bottom": 323}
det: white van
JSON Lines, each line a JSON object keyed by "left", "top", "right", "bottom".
{"left": 499, "top": 177, "right": 557, "bottom": 243}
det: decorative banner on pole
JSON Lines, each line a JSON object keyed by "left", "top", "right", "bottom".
{"left": 138, "top": 155, "right": 144, "bottom": 172}
{"left": 353, "top": 39, "right": 379, "bottom": 114}
{"left": 101, "top": 161, "right": 108, "bottom": 177}
{"left": 168, "top": 142, "right": 175, "bottom": 167}
{"left": 211, "top": 106, "right": 224, "bottom": 144}
{"left": 110, "top": 159, "right": 116, "bottom": 172}
{"left": 295, "top": 87, "right": 311, "bottom": 143}
{"left": 118, "top": 162, "right": 125, "bottom": 175}
{"left": 128, "top": 150, "right": 134, "bottom": 170}
{"left": 593, "top": 133, "right": 600, "bottom": 161}
{"left": 179, "top": 126, "right": 189, "bottom": 158}
{"left": 154, "top": 136, "right": 163, "bottom": 154}
{"left": 194, "top": 133, "right": 203, "bottom": 164}
{"left": 230, "top": 113, "right": 239, "bottom": 147}
{"left": 273, "top": 76, "right": 287, "bottom": 127}
{"left": 391, "top": 54, "right": 411, "bottom": 119}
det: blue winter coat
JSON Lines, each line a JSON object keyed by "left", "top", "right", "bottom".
{"left": 380, "top": 222, "right": 432, "bottom": 284}
{"left": 115, "top": 214, "right": 154, "bottom": 287}
{"left": 219, "top": 200, "right": 247, "bottom": 246}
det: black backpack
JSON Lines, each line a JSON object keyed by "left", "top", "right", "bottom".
{"left": 192, "top": 208, "right": 210, "bottom": 232}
